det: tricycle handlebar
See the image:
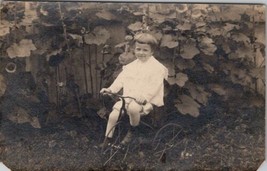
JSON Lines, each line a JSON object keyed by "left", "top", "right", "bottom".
{"left": 101, "top": 91, "right": 147, "bottom": 105}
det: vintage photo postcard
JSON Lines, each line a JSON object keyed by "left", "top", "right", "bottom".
{"left": 0, "top": 1, "right": 265, "bottom": 170}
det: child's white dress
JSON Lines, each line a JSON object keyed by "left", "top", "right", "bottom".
{"left": 108, "top": 56, "right": 168, "bottom": 108}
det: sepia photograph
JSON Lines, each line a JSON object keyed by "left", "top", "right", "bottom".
{"left": 0, "top": 1, "right": 265, "bottom": 170}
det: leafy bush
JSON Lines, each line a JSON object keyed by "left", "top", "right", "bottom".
{"left": 0, "top": 2, "right": 264, "bottom": 119}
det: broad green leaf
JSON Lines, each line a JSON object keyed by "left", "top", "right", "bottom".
{"left": 176, "top": 4, "right": 188, "bottom": 13}
{"left": 254, "top": 5, "right": 265, "bottom": 14}
{"left": 69, "top": 34, "right": 83, "bottom": 46}
{"left": 231, "top": 66, "right": 247, "bottom": 79}
{"left": 176, "top": 58, "right": 195, "bottom": 70}
{"left": 195, "top": 22, "right": 206, "bottom": 28}
{"left": 230, "top": 73, "right": 252, "bottom": 87}
{"left": 153, "top": 32, "right": 163, "bottom": 41}
{"left": 154, "top": 4, "right": 173, "bottom": 15}
{"left": 160, "top": 34, "right": 179, "bottom": 48}
{"left": 148, "top": 4, "right": 177, "bottom": 23}
{"left": 46, "top": 49, "right": 62, "bottom": 59}
{"left": 176, "top": 23, "right": 192, "bottom": 31}
{"left": 7, "top": 107, "right": 30, "bottom": 124}
{"left": 249, "top": 68, "right": 265, "bottom": 79}
{"left": 0, "top": 26, "right": 10, "bottom": 37}
{"left": 0, "top": 20, "right": 13, "bottom": 36}
{"left": 254, "top": 79, "right": 266, "bottom": 98}
{"left": 209, "top": 5, "right": 221, "bottom": 13}
{"left": 181, "top": 40, "right": 200, "bottom": 59}
{"left": 167, "top": 77, "right": 176, "bottom": 85}
{"left": 96, "top": 10, "right": 116, "bottom": 20}
{"left": 139, "top": 4, "right": 149, "bottom": 10}
{"left": 192, "top": 4, "right": 209, "bottom": 11}
{"left": 242, "top": 75, "right": 252, "bottom": 85}
{"left": 207, "top": 28, "right": 223, "bottom": 37}
{"left": 222, "top": 43, "right": 231, "bottom": 54}
{"left": 185, "top": 82, "right": 211, "bottom": 105}
{"left": 255, "top": 48, "right": 265, "bottom": 67}
{"left": 196, "top": 28, "right": 207, "bottom": 34}
{"left": 228, "top": 66, "right": 252, "bottom": 86}
{"left": 209, "top": 84, "right": 226, "bottom": 96}
{"left": 240, "top": 13, "right": 251, "bottom": 22}
{"left": 115, "top": 42, "right": 128, "bottom": 48}
{"left": 21, "top": 2, "right": 38, "bottom": 25}
{"left": 84, "top": 26, "right": 110, "bottom": 45}
{"left": 0, "top": 74, "right": 7, "bottom": 97}
{"left": 255, "top": 25, "right": 265, "bottom": 44}
{"left": 223, "top": 87, "right": 242, "bottom": 101}
{"left": 201, "top": 53, "right": 218, "bottom": 65}
{"left": 198, "top": 37, "right": 217, "bottom": 56}
{"left": 7, "top": 107, "right": 41, "bottom": 128}
{"left": 229, "top": 46, "right": 254, "bottom": 60}
{"left": 223, "top": 23, "right": 240, "bottom": 32}
{"left": 175, "top": 95, "right": 200, "bottom": 117}
{"left": 155, "top": 5, "right": 177, "bottom": 18}
{"left": 207, "top": 14, "right": 219, "bottom": 22}
{"left": 162, "top": 25, "right": 173, "bottom": 32}
{"left": 31, "top": 117, "right": 41, "bottom": 129}
{"left": 125, "top": 35, "right": 133, "bottom": 41}
{"left": 177, "top": 35, "right": 188, "bottom": 41}
{"left": 231, "top": 33, "right": 250, "bottom": 43}
{"left": 176, "top": 72, "right": 188, "bottom": 87}
{"left": 133, "top": 12, "right": 144, "bottom": 16}
{"left": 7, "top": 39, "right": 37, "bottom": 58}
{"left": 200, "top": 36, "right": 213, "bottom": 44}
{"left": 201, "top": 45, "right": 217, "bottom": 56}
{"left": 248, "top": 96, "right": 265, "bottom": 108}
{"left": 39, "top": 5, "right": 49, "bottom": 16}
{"left": 161, "top": 60, "right": 176, "bottom": 76}
{"left": 149, "top": 13, "right": 167, "bottom": 24}
{"left": 245, "top": 22, "right": 254, "bottom": 30}
{"left": 191, "top": 9, "right": 204, "bottom": 19}
{"left": 128, "top": 22, "right": 143, "bottom": 31}
{"left": 33, "top": 36, "right": 54, "bottom": 55}
{"left": 167, "top": 72, "right": 188, "bottom": 87}
{"left": 215, "top": 5, "right": 251, "bottom": 21}
{"left": 202, "top": 62, "right": 214, "bottom": 73}
{"left": 236, "top": 46, "right": 254, "bottom": 60}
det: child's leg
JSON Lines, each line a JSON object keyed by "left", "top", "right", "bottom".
{"left": 105, "top": 109, "right": 120, "bottom": 138}
{"left": 105, "top": 100, "right": 124, "bottom": 138}
{"left": 127, "top": 101, "right": 142, "bottom": 126}
{"left": 129, "top": 112, "right": 141, "bottom": 126}
{"left": 120, "top": 102, "right": 153, "bottom": 145}
{"left": 127, "top": 101, "right": 153, "bottom": 126}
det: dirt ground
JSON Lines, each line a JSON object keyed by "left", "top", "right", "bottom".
{"left": 0, "top": 105, "right": 264, "bottom": 171}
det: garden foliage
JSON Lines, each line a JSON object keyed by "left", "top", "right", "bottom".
{"left": 0, "top": 2, "right": 265, "bottom": 119}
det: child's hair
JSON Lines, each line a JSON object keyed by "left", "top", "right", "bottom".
{"left": 134, "top": 33, "right": 158, "bottom": 51}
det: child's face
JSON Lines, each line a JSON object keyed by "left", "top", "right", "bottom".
{"left": 134, "top": 42, "right": 153, "bottom": 62}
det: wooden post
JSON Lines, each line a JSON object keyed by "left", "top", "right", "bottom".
{"left": 55, "top": 66, "right": 60, "bottom": 112}
{"left": 88, "top": 45, "right": 94, "bottom": 96}
{"left": 82, "top": 36, "right": 89, "bottom": 94}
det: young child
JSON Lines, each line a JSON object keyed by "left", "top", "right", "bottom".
{"left": 100, "top": 32, "right": 168, "bottom": 147}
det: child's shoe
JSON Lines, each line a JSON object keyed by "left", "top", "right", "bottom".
{"left": 99, "top": 137, "right": 112, "bottom": 149}
{"left": 120, "top": 130, "right": 133, "bottom": 145}
{"left": 120, "top": 125, "right": 139, "bottom": 145}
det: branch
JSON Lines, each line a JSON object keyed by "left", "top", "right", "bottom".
{"left": 57, "top": 2, "right": 71, "bottom": 58}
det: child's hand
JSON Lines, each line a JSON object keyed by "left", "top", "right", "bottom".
{"left": 135, "top": 96, "right": 147, "bottom": 105}
{"left": 100, "top": 88, "right": 111, "bottom": 95}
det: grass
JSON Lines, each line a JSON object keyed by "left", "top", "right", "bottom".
{"left": 0, "top": 106, "right": 264, "bottom": 171}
